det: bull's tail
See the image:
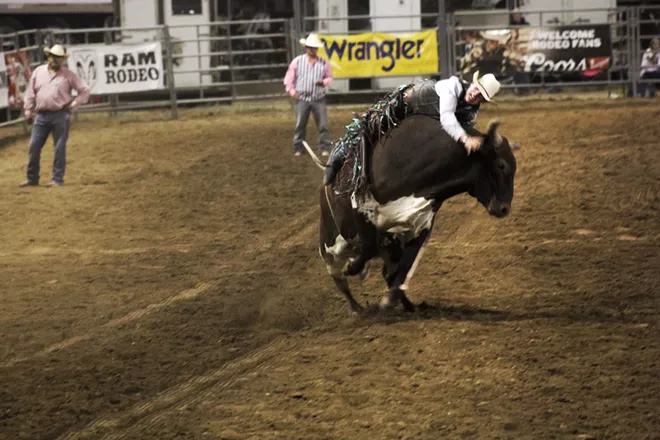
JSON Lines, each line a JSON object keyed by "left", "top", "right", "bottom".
{"left": 302, "top": 140, "right": 327, "bottom": 170}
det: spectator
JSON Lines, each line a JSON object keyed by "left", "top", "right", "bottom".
{"left": 509, "top": 8, "right": 529, "bottom": 26}
{"left": 509, "top": 9, "right": 531, "bottom": 94}
{"left": 283, "top": 33, "right": 333, "bottom": 157}
{"left": 639, "top": 38, "right": 660, "bottom": 97}
{"left": 19, "top": 44, "right": 90, "bottom": 188}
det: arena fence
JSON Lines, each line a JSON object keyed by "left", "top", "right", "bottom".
{"left": 1, "top": 6, "right": 658, "bottom": 126}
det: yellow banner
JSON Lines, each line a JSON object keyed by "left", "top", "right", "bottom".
{"left": 317, "top": 30, "right": 439, "bottom": 78}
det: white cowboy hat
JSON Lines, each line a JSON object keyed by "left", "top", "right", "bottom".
{"left": 44, "top": 44, "right": 69, "bottom": 58}
{"left": 299, "top": 33, "right": 323, "bottom": 49}
{"left": 479, "top": 30, "right": 510, "bottom": 44}
{"left": 473, "top": 70, "right": 500, "bottom": 102}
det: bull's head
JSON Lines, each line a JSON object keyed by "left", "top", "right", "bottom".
{"left": 470, "top": 119, "right": 519, "bottom": 218}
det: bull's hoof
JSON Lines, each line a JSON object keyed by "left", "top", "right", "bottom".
{"left": 379, "top": 288, "right": 416, "bottom": 312}
{"left": 344, "top": 258, "right": 366, "bottom": 277}
{"left": 379, "top": 296, "right": 396, "bottom": 310}
{"left": 359, "top": 261, "right": 372, "bottom": 281}
{"left": 348, "top": 301, "right": 364, "bottom": 315}
{"left": 400, "top": 295, "right": 416, "bottom": 312}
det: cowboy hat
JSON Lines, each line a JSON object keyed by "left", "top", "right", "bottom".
{"left": 479, "top": 30, "right": 510, "bottom": 44}
{"left": 473, "top": 70, "right": 500, "bottom": 102}
{"left": 44, "top": 44, "right": 69, "bottom": 58}
{"left": 298, "top": 33, "right": 323, "bottom": 48}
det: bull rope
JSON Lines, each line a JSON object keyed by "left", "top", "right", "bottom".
{"left": 330, "top": 83, "right": 414, "bottom": 197}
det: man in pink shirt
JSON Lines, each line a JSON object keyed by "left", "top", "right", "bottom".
{"left": 283, "top": 33, "right": 333, "bottom": 156}
{"left": 19, "top": 44, "right": 90, "bottom": 187}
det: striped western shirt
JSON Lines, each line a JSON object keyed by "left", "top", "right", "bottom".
{"left": 283, "top": 54, "right": 333, "bottom": 102}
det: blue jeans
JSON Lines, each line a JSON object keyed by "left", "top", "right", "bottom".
{"left": 628, "top": 71, "right": 660, "bottom": 97}
{"left": 26, "top": 109, "right": 70, "bottom": 184}
{"left": 293, "top": 99, "right": 332, "bottom": 153}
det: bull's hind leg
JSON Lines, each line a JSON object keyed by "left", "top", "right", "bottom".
{"left": 380, "top": 229, "right": 431, "bottom": 312}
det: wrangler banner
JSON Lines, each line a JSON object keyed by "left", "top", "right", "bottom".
{"left": 457, "top": 24, "right": 612, "bottom": 78}
{"left": 317, "top": 30, "right": 439, "bottom": 78}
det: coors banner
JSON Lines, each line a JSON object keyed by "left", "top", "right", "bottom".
{"left": 68, "top": 42, "right": 164, "bottom": 94}
{"left": 458, "top": 24, "right": 612, "bottom": 78}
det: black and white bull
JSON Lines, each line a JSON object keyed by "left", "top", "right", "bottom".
{"left": 304, "top": 115, "right": 519, "bottom": 314}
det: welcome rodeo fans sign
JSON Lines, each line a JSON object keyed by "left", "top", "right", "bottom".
{"left": 317, "top": 30, "right": 439, "bottom": 78}
{"left": 457, "top": 24, "right": 612, "bottom": 78}
{"left": 68, "top": 42, "right": 164, "bottom": 94}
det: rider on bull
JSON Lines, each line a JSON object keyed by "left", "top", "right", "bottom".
{"left": 323, "top": 71, "right": 502, "bottom": 186}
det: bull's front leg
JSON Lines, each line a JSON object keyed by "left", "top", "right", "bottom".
{"left": 331, "top": 275, "right": 364, "bottom": 314}
{"left": 343, "top": 250, "right": 375, "bottom": 278}
{"left": 343, "top": 215, "right": 379, "bottom": 278}
{"left": 380, "top": 229, "right": 431, "bottom": 312}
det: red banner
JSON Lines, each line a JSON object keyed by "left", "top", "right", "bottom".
{"left": 4, "top": 50, "right": 32, "bottom": 110}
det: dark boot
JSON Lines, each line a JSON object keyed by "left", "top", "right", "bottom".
{"left": 323, "top": 146, "right": 348, "bottom": 186}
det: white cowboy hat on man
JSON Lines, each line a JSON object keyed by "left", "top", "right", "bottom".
{"left": 299, "top": 33, "right": 323, "bottom": 48}
{"left": 44, "top": 44, "right": 69, "bottom": 58}
{"left": 473, "top": 70, "right": 501, "bottom": 102}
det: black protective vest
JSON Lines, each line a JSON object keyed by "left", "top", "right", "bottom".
{"left": 410, "top": 78, "right": 480, "bottom": 127}
{"left": 454, "top": 79, "right": 481, "bottom": 128}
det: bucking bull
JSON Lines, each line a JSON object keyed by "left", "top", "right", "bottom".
{"left": 303, "top": 113, "right": 519, "bottom": 314}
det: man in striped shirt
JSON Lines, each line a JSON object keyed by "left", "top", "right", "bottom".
{"left": 283, "top": 33, "right": 333, "bottom": 156}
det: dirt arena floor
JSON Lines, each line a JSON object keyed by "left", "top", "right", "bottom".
{"left": 0, "top": 96, "right": 658, "bottom": 440}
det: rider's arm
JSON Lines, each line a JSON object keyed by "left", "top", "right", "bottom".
{"left": 435, "top": 77, "right": 467, "bottom": 142}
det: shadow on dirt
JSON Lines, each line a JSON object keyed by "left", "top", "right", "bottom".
{"left": 352, "top": 300, "right": 645, "bottom": 327}
{"left": 0, "top": 132, "right": 28, "bottom": 151}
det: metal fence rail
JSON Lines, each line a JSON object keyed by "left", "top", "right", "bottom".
{"left": 1, "top": 7, "right": 659, "bottom": 124}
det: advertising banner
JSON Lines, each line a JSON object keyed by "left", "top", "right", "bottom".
{"left": 317, "top": 29, "right": 439, "bottom": 78}
{"left": 68, "top": 42, "right": 164, "bottom": 94}
{"left": 457, "top": 24, "right": 612, "bottom": 78}
{"left": 4, "top": 50, "right": 32, "bottom": 109}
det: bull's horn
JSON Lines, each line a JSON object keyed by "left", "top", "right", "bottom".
{"left": 494, "top": 133, "right": 504, "bottom": 147}
{"left": 487, "top": 118, "right": 500, "bottom": 132}
{"left": 511, "top": 141, "right": 521, "bottom": 151}
{"left": 487, "top": 119, "right": 503, "bottom": 147}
